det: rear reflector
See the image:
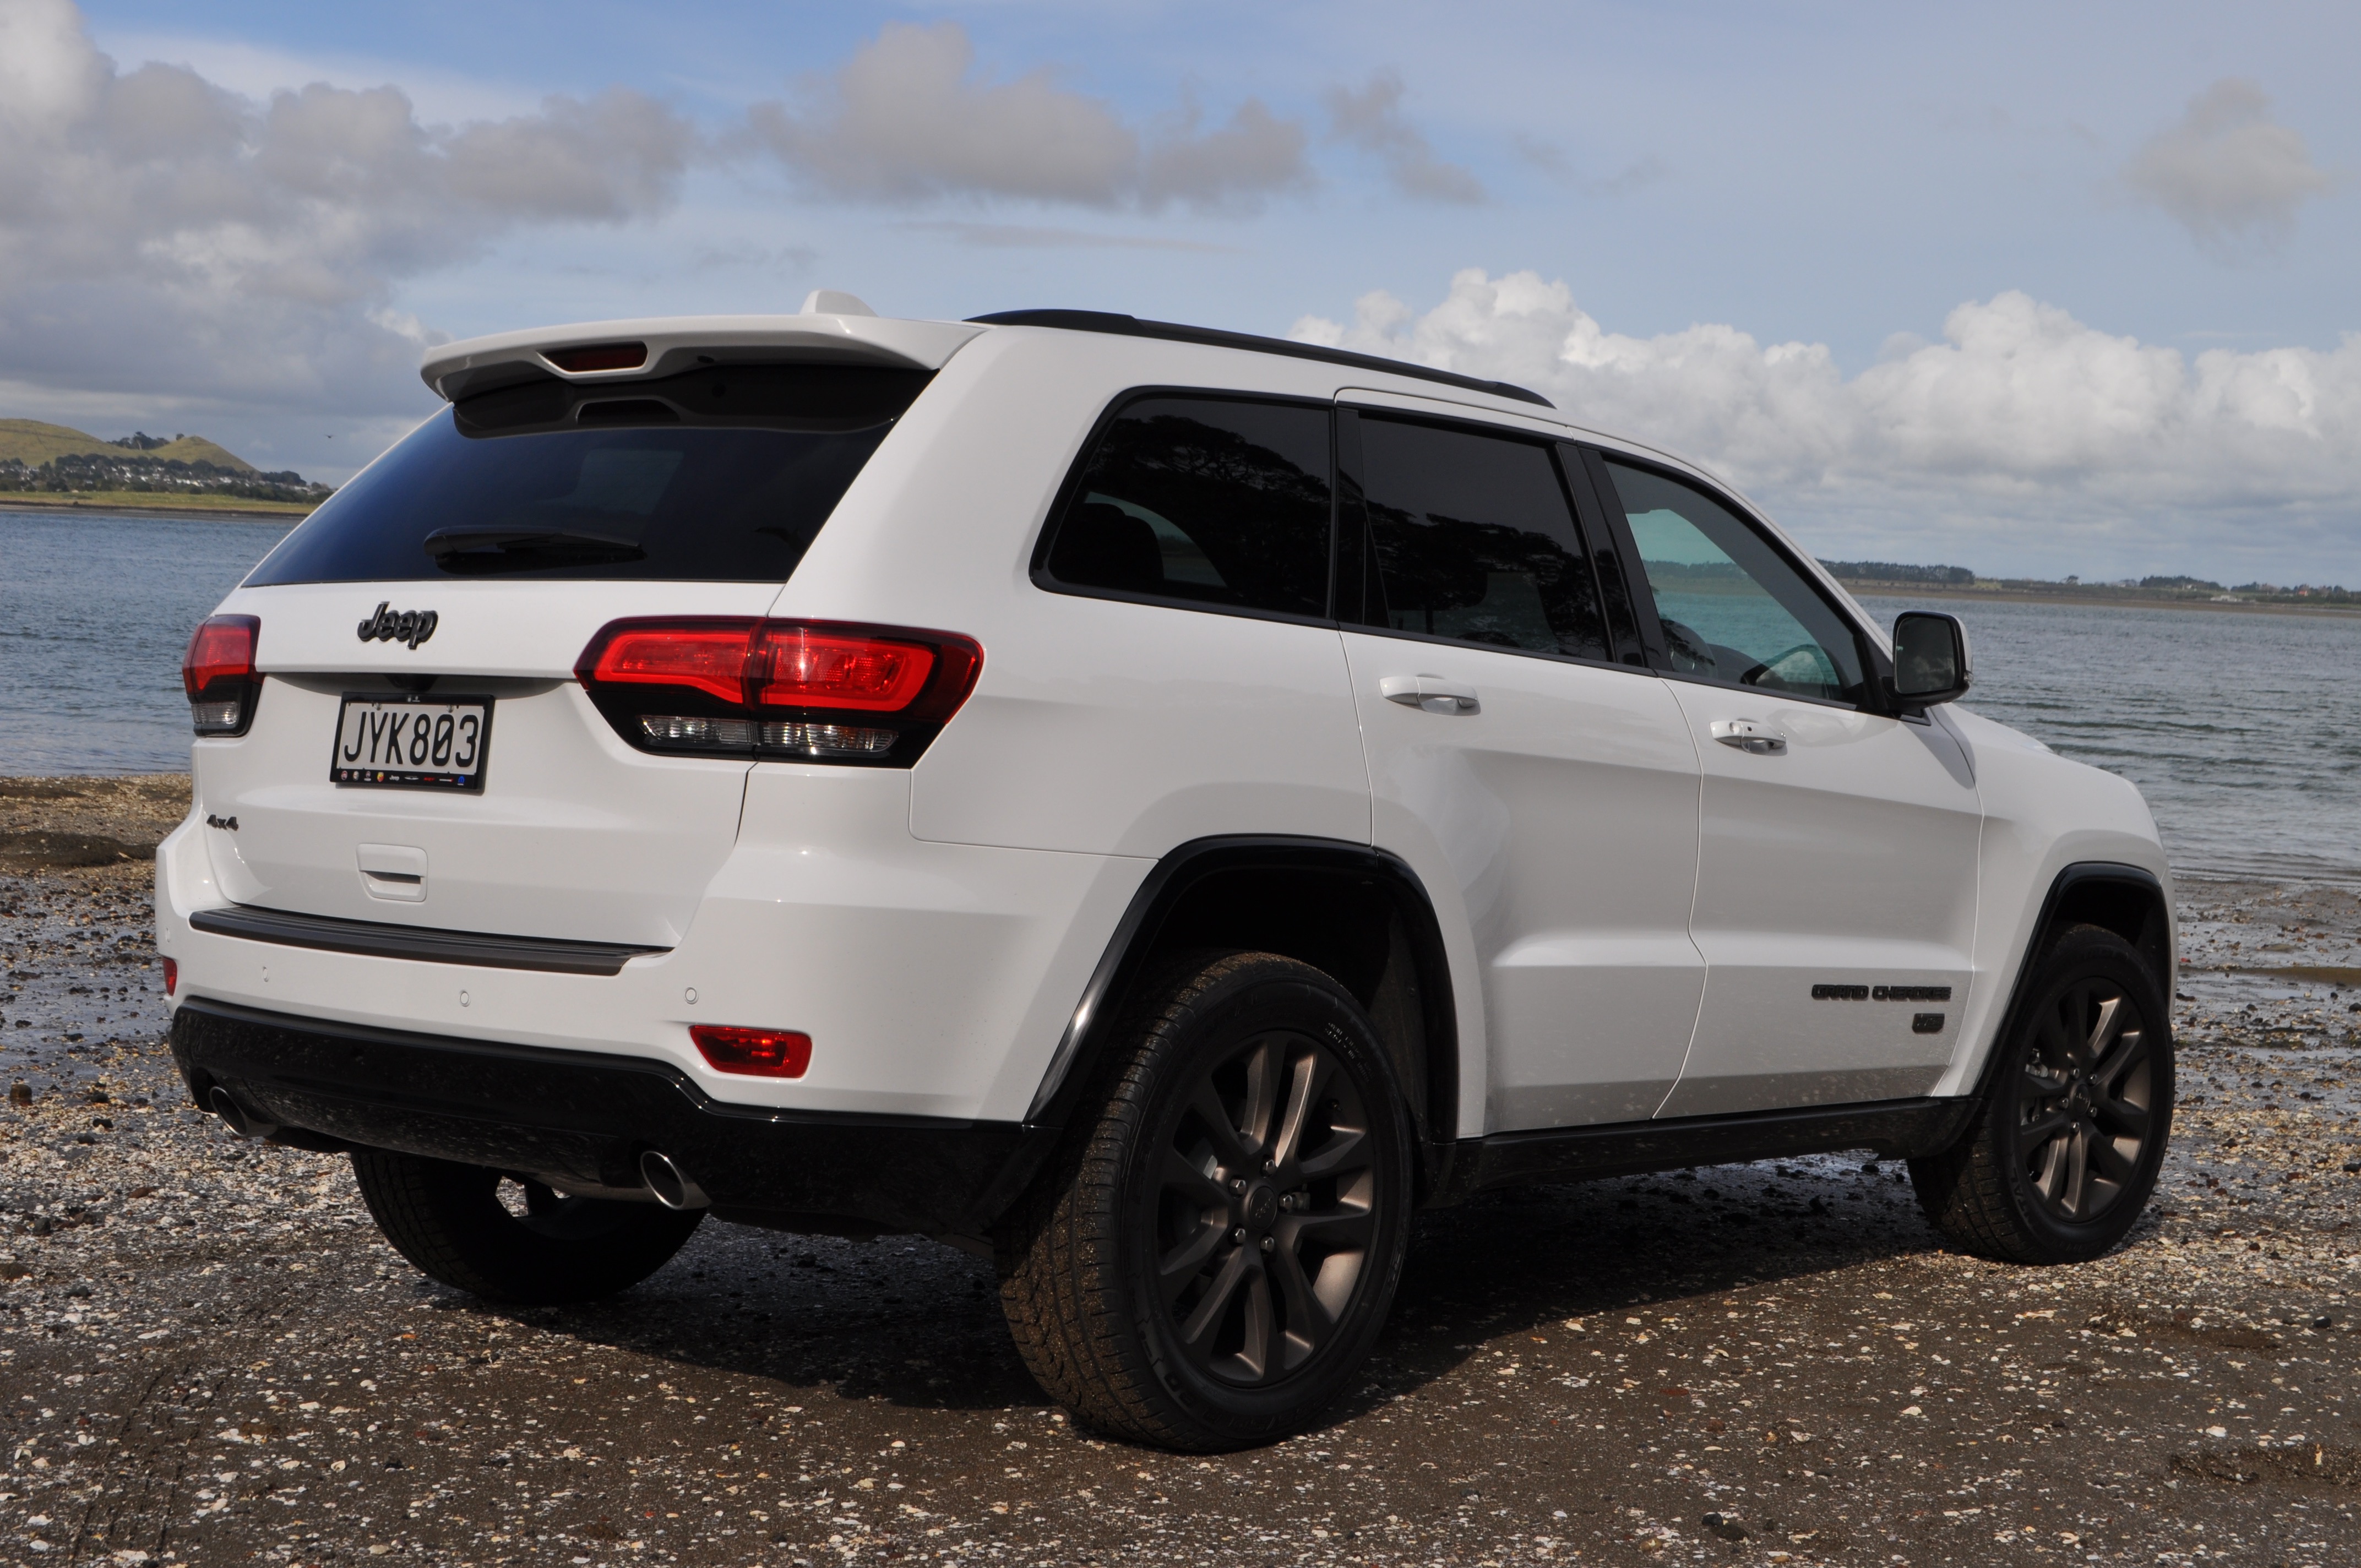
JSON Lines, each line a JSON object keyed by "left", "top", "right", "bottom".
{"left": 690, "top": 1025, "right": 812, "bottom": 1079}
{"left": 543, "top": 341, "right": 647, "bottom": 373}
{"left": 182, "top": 614, "right": 261, "bottom": 736}
{"left": 576, "top": 618, "right": 982, "bottom": 768}
{"left": 162, "top": 957, "right": 178, "bottom": 997}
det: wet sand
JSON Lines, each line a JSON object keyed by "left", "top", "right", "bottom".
{"left": 6, "top": 777, "right": 2360, "bottom": 1566}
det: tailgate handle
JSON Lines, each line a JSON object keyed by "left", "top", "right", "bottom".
{"left": 357, "top": 843, "right": 428, "bottom": 902}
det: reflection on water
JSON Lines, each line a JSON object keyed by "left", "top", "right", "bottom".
{"left": 2, "top": 514, "right": 2353, "bottom": 888}
{"left": 1860, "top": 594, "right": 2361, "bottom": 889}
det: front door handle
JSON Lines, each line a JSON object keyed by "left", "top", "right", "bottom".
{"left": 1380, "top": 675, "right": 1479, "bottom": 714}
{"left": 1710, "top": 718, "right": 1786, "bottom": 755}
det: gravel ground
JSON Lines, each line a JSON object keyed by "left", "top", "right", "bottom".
{"left": 6, "top": 776, "right": 2361, "bottom": 1567}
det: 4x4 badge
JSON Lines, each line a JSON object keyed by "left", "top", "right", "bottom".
{"left": 357, "top": 602, "right": 439, "bottom": 649}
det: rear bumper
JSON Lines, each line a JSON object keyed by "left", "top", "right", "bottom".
{"left": 172, "top": 996, "right": 1042, "bottom": 1238}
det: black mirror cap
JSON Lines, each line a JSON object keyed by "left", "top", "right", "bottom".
{"left": 1888, "top": 611, "right": 1973, "bottom": 707}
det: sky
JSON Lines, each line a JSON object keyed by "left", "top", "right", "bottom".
{"left": 4, "top": 0, "right": 2358, "bottom": 584}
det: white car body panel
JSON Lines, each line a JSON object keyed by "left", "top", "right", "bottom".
{"left": 1656, "top": 685, "right": 1984, "bottom": 1117}
{"left": 1927, "top": 705, "right": 2173, "bottom": 1098}
{"left": 159, "top": 767, "right": 1146, "bottom": 1120}
{"left": 796, "top": 329, "right": 1374, "bottom": 856}
{"left": 155, "top": 307, "right": 2172, "bottom": 1149}
{"left": 195, "top": 580, "right": 777, "bottom": 946}
{"left": 1342, "top": 631, "right": 1705, "bottom": 1135}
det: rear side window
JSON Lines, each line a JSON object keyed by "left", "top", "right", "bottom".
{"left": 245, "top": 363, "right": 932, "bottom": 585}
{"left": 1039, "top": 395, "right": 1332, "bottom": 619}
{"left": 1350, "top": 416, "right": 1608, "bottom": 661}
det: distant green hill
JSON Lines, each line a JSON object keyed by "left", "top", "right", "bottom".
{"left": 0, "top": 419, "right": 256, "bottom": 473}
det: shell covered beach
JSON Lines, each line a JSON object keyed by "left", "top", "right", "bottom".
{"left": 5, "top": 777, "right": 2361, "bottom": 1566}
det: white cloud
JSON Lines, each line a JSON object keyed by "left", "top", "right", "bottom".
{"left": 746, "top": 21, "right": 1308, "bottom": 212}
{"left": 894, "top": 221, "right": 1243, "bottom": 253}
{"left": 1294, "top": 269, "right": 2361, "bottom": 578}
{"left": 2123, "top": 78, "right": 2337, "bottom": 253}
{"left": 0, "top": 0, "right": 695, "bottom": 420}
{"left": 1326, "top": 70, "right": 1483, "bottom": 205}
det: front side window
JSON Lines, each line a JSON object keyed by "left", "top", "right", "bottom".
{"left": 1601, "top": 459, "right": 1868, "bottom": 705}
{"left": 1040, "top": 396, "right": 1332, "bottom": 618}
{"left": 1354, "top": 417, "right": 1608, "bottom": 660}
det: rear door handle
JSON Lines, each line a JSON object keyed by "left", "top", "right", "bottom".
{"left": 1380, "top": 675, "right": 1479, "bottom": 714}
{"left": 1709, "top": 718, "right": 1786, "bottom": 755}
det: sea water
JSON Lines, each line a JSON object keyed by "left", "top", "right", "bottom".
{"left": 2, "top": 511, "right": 2355, "bottom": 887}
{"left": 1, "top": 509, "right": 292, "bottom": 775}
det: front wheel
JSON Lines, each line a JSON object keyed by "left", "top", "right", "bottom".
{"left": 996, "top": 951, "right": 1413, "bottom": 1450}
{"left": 351, "top": 1149, "right": 704, "bottom": 1304}
{"left": 1911, "top": 924, "right": 2173, "bottom": 1264}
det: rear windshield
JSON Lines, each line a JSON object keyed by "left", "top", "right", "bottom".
{"left": 245, "top": 363, "right": 932, "bottom": 585}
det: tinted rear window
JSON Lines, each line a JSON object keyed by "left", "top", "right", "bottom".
{"left": 1039, "top": 395, "right": 1333, "bottom": 618}
{"left": 1351, "top": 416, "right": 1608, "bottom": 660}
{"left": 245, "top": 363, "right": 932, "bottom": 586}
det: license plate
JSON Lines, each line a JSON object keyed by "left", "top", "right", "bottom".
{"left": 330, "top": 694, "right": 493, "bottom": 791}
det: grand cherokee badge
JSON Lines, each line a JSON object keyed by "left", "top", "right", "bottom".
{"left": 357, "top": 602, "right": 439, "bottom": 648}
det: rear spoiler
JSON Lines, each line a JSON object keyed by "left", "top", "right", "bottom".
{"left": 421, "top": 309, "right": 987, "bottom": 402}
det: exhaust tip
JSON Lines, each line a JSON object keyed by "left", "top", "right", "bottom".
{"left": 638, "top": 1149, "right": 710, "bottom": 1211}
{"left": 207, "top": 1085, "right": 274, "bottom": 1139}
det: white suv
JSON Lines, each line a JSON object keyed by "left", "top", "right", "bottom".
{"left": 159, "top": 297, "right": 2175, "bottom": 1450}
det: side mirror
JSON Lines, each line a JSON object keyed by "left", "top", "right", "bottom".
{"left": 1889, "top": 611, "right": 1972, "bottom": 707}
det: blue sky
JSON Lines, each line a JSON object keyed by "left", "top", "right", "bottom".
{"left": 8, "top": 1, "right": 2358, "bottom": 582}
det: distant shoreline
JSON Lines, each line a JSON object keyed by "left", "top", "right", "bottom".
{"left": 0, "top": 493, "right": 311, "bottom": 522}
{"left": 1845, "top": 582, "right": 2359, "bottom": 620}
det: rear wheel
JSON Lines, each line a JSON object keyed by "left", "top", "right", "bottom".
{"left": 1911, "top": 924, "right": 2173, "bottom": 1264}
{"left": 350, "top": 1149, "right": 703, "bottom": 1304}
{"left": 997, "top": 951, "right": 1413, "bottom": 1450}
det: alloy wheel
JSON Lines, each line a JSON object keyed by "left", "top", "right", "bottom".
{"left": 1143, "top": 1027, "right": 1379, "bottom": 1387}
{"left": 2017, "top": 978, "right": 2156, "bottom": 1223}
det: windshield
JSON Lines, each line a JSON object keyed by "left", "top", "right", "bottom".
{"left": 246, "top": 362, "right": 932, "bottom": 585}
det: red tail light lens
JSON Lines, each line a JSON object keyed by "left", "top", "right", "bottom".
{"left": 581, "top": 619, "right": 759, "bottom": 704}
{"left": 753, "top": 626, "right": 934, "bottom": 711}
{"left": 182, "top": 614, "right": 261, "bottom": 736}
{"left": 690, "top": 1025, "right": 812, "bottom": 1078}
{"left": 575, "top": 618, "right": 982, "bottom": 767}
{"left": 162, "top": 957, "right": 179, "bottom": 997}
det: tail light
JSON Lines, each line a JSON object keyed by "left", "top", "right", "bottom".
{"left": 575, "top": 618, "right": 982, "bottom": 767}
{"left": 690, "top": 1025, "right": 812, "bottom": 1078}
{"left": 162, "top": 957, "right": 179, "bottom": 997}
{"left": 182, "top": 615, "right": 261, "bottom": 736}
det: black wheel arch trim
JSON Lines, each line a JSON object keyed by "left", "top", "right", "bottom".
{"left": 1963, "top": 860, "right": 2173, "bottom": 1108}
{"left": 1010, "top": 835, "right": 1461, "bottom": 1193}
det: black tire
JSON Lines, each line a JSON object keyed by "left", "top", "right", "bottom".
{"left": 1910, "top": 924, "right": 2174, "bottom": 1264}
{"left": 996, "top": 951, "right": 1414, "bottom": 1451}
{"left": 350, "top": 1149, "right": 703, "bottom": 1305}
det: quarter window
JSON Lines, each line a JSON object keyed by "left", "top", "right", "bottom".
{"left": 1041, "top": 396, "right": 1332, "bottom": 618}
{"left": 1601, "top": 459, "right": 1867, "bottom": 704}
{"left": 1353, "top": 417, "right": 1608, "bottom": 660}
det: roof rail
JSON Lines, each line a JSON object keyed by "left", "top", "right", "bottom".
{"left": 966, "top": 308, "right": 1554, "bottom": 410}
